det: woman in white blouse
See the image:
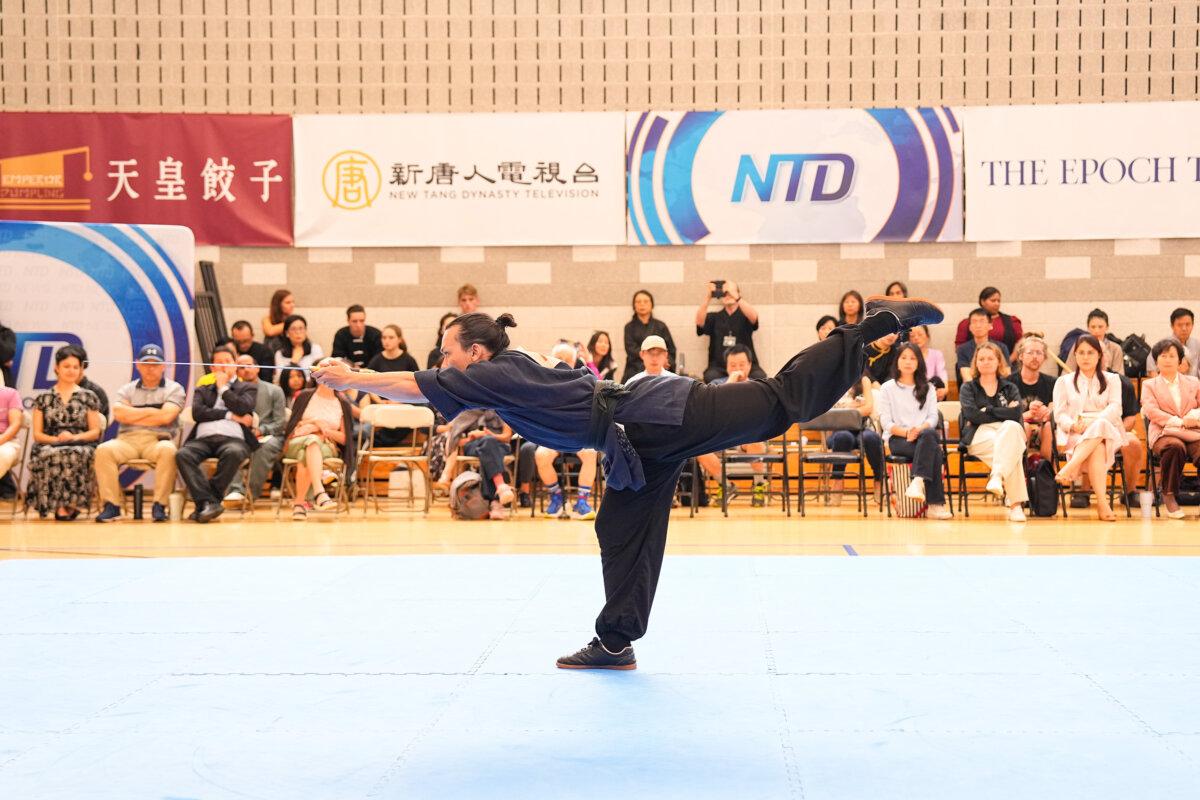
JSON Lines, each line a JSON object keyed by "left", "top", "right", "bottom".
{"left": 1052, "top": 334, "right": 1124, "bottom": 521}
{"left": 878, "top": 343, "right": 952, "bottom": 520}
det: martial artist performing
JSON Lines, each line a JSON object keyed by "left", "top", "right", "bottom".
{"left": 313, "top": 295, "right": 943, "bottom": 670}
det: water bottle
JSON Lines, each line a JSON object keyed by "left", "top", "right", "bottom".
{"left": 133, "top": 484, "right": 144, "bottom": 520}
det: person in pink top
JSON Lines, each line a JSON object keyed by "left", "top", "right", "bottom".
{"left": 0, "top": 385, "right": 24, "bottom": 487}
{"left": 1141, "top": 338, "right": 1200, "bottom": 518}
{"left": 908, "top": 324, "right": 948, "bottom": 400}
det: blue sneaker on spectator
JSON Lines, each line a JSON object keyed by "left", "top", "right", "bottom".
{"left": 151, "top": 502, "right": 168, "bottom": 523}
{"left": 95, "top": 502, "right": 121, "bottom": 523}
{"left": 571, "top": 496, "right": 596, "bottom": 520}
{"left": 544, "top": 490, "right": 565, "bottom": 518}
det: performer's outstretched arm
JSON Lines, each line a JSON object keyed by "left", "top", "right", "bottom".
{"left": 312, "top": 361, "right": 427, "bottom": 404}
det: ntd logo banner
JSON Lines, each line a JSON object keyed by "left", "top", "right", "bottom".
{"left": 626, "top": 108, "right": 962, "bottom": 245}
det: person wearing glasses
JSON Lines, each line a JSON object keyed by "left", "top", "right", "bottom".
{"left": 696, "top": 279, "right": 765, "bottom": 383}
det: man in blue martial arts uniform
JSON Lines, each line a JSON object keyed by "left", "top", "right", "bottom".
{"left": 314, "top": 297, "right": 943, "bottom": 670}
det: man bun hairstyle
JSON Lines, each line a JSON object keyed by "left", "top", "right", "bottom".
{"left": 452, "top": 312, "right": 517, "bottom": 355}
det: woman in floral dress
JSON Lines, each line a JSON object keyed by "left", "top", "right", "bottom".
{"left": 29, "top": 346, "right": 104, "bottom": 520}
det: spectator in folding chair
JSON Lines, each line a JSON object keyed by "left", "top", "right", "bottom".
{"left": 908, "top": 324, "right": 948, "bottom": 401}
{"left": 1052, "top": 334, "right": 1123, "bottom": 522}
{"left": 1011, "top": 333, "right": 1056, "bottom": 460}
{"left": 281, "top": 376, "right": 355, "bottom": 520}
{"left": 878, "top": 343, "right": 953, "bottom": 520}
{"left": 441, "top": 408, "right": 516, "bottom": 520}
{"left": 28, "top": 347, "right": 104, "bottom": 520}
{"left": 0, "top": 380, "right": 23, "bottom": 497}
{"left": 1142, "top": 338, "right": 1200, "bottom": 519}
{"left": 825, "top": 373, "right": 884, "bottom": 504}
{"left": 94, "top": 344, "right": 185, "bottom": 523}
{"left": 696, "top": 345, "right": 768, "bottom": 507}
{"left": 958, "top": 342, "right": 1029, "bottom": 522}
{"left": 175, "top": 347, "right": 258, "bottom": 523}
{"left": 224, "top": 354, "right": 287, "bottom": 505}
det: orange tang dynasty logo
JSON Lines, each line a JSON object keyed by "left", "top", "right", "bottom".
{"left": 322, "top": 150, "right": 381, "bottom": 210}
{"left": 0, "top": 146, "right": 94, "bottom": 211}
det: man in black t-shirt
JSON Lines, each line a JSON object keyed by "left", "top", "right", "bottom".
{"left": 331, "top": 304, "right": 383, "bottom": 369}
{"left": 230, "top": 320, "right": 277, "bottom": 368}
{"left": 1012, "top": 334, "right": 1055, "bottom": 459}
{"left": 695, "top": 279, "right": 766, "bottom": 383}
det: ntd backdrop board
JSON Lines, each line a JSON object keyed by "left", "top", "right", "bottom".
{"left": 964, "top": 102, "right": 1200, "bottom": 241}
{"left": 626, "top": 108, "right": 962, "bottom": 245}
{"left": 293, "top": 113, "right": 625, "bottom": 246}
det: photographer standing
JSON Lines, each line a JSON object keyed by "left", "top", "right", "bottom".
{"left": 695, "top": 279, "right": 765, "bottom": 383}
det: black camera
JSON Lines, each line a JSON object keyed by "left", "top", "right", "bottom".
{"left": 711, "top": 279, "right": 725, "bottom": 299}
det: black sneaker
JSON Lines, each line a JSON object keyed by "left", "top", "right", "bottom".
{"left": 518, "top": 491, "right": 532, "bottom": 509}
{"left": 151, "top": 502, "right": 168, "bottom": 523}
{"left": 1070, "top": 492, "right": 1090, "bottom": 509}
{"left": 195, "top": 501, "right": 225, "bottom": 523}
{"left": 863, "top": 296, "right": 944, "bottom": 331}
{"left": 556, "top": 637, "right": 637, "bottom": 671}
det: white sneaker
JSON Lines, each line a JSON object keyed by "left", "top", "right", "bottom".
{"left": 223, "top": 490, "right": 245, "bottom": 503}
{"left": 905, "top": 477, "right": 926, "bottom": 502}
{"left": 1008, "top": 506, "right": 1027, "bottom": 522}
{"left": 927, "top": 503, "right": 952, "bottom": 520}
{"left": 269, "top": 488, "right": 282, "bottom": 500}
{"left": 986, "top": 475, "right": 1004, "bottom": 499}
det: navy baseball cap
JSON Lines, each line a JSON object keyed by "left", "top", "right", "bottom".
{"left": 137, "top": 344, "right": 165, "bottom": 363}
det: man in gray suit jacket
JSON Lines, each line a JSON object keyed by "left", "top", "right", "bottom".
{"left": 225, "top": 354, "right": 287, "bottom": 503}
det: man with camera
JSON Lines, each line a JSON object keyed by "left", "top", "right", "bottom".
{"left": 695, "top": 279, "right": 766, "bottom": 383}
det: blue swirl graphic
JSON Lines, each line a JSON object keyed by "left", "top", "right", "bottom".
{"left": 662, "top": 111, "right": 722, "bottom": 244}
{"left": 638, "top": 117, "right": 671, "bottom": 245}
{"left": 626, "top": 113, "right": 649, "bottom": 245}
{"left": 917, "top": 107, "right": 954, "bottom": 242}
{"left": 867, "top": 108, "right": 930, "bottom": 242}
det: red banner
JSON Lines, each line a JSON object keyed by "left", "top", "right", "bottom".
{"left": 0, "top": 113, "right": 292, "bottom": 245}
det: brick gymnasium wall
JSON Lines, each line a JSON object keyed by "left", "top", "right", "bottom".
{"left": 5, "top": 0, "right": 1200, "bottom": 369}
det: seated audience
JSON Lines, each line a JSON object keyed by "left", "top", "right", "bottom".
{"left": 884, "top": 281, "right": 908, "bottom": 299}
{"left": 224, "top": 355, "right": 287, "bottom": 504}
{"left": 65, "top": 345, "right": 110, "bottom": 420}
{"left": 865, "top": 333, "right": 900, "bottom": 386}
{"left": 368, "top": 324, "right": 420, "bottom": 375}
{"left": 262, "top": 288, "right": 295, "bottom": 351}
{"left": 279, "top": 367, "right": 312, "bottom": 407}
{"left": 696, "top": 279, "right": 765, "bottom": 382}
{"left": 954, "top": 286, "right": 1022, "bottom": 351}
{"left": 94, "top": 344, "right": 185, "bottom": 523}
{"left": 696, "top": 346, "right": 768, "bottom": 506}
{"left": 175, "top": 347, "right": 258, "bottom": 523}
{"left": 878, "top": 343, "right": 952, "bottom": 519}
{"left": 957, "top": 307, "right": 1010, "bottom": 384}
{"left": 29, "top": 346, "right": 103, "bottom": 520}
{"left": 274, "top": 314, "right": 325, "bottom": 381}
{"left": 428, "top": 312, "right": 458, "bottom": 369}
{"left": 457, "top": 283, "right": 481, "bottom": 314}
{"left": 958, "top": 342, "right": 1028, "bottom": 522}
{"left": 0, "top": 380, "right": 23, "bottom": 491}
{"left": 1141, "top": 339, "right": 1200, "bottom": 518}
{"left": 1146, "top": 307, "right": 1200, "bottom": 378}
{"left": 587, "top": 331, "right": 618, "bottom": 381}
{"left": 230, "top": 320, "right": 276, "bottom": 369}
{"left": 332, "top": 304, "right": 383, "bottom": 368}
{"left": 1065, "top": 308, "right": 1125, "bottom": 376}
{"left": 815, "top": 315, "right": 837, "bottom": 341}
{"left": 536, "top": 446, "right": 598, "bottom": 519}
{"left": 282, "top": 375, "right": 355, "bottom": 520}
{"left": 908, "top": 324, "right": 947, "bottom": 400}
{"left": 1011, "top": 334, "right": 1056, "bottom": 460}
{"left": 446, "top": 408, "right": 516, "bottom": 519}
{"left": 1052, "top": 334, "right": 1123, "bottom": 521}
{"left": 623, "top": 289, "right": 678, "bottom": 381}
{"left": 625, "top": 335, "right": 677, "bottom": 385}
{"left": 825, "top": 373, "right": 885, "bottom": 503}
{"left": 838, "top": 290, "right": 865, "bottom": 325}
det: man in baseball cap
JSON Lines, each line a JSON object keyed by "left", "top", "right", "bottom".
{"left": 625, "top": 335, "right": 676, "bottom": 386}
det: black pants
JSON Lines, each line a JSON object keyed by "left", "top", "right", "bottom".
{"left": 463, "top": 436, "right": 508, "bottom": 501}
{"left": 887, "top": 431, "right": 945, "bottom": 504}
{"left": 176, "top": 435, "right": 251, "bottom": 506}
{"left": 594, "top": 321, "right": 884, "bottom": 648}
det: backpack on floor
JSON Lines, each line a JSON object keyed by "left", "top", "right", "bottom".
{"left": 449, "top": 470, "right": 489, "bottom": 520}
{"left": 1025, "top": 455, "right": 1059, "bottom": 517}
{"left": 887, "top": 461, "right": 926, "bottom": 518}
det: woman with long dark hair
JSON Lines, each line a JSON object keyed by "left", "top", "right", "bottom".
{"left": 877, "top": 342, "right": 951, "bottom": 519}
{"left": 1052, "top": 334, "right": 1123, "bottom": 521}
{"left": 622, "top": 289, "right": 677, "bottom": 381}
{"left": 587, "top": 330, "right": 618, "bottom": 381}
{"left": 838, "top": 290, "right": 865, "bottom": 325}
{"left": 262, "top": 289, "right": 295, "bottom": 351}
{"left": 274, "top": 314, "right": 325, "bottom": 384}
{"left": 314, "top": 296, "right": 945, "bottom": 670}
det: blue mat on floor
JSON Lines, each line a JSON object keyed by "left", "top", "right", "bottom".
{"left": 2, "top": 555, "right": 1198, "bottom": 799}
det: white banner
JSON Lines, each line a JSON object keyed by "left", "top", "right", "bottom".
{"left": 626, "top": 108, "right": 963, "bottom": 244}
{"left": 964, "top": 102, "right": 1200, "bottom": 241}
{"left": 294, "top": 113, "right": 626, "bottom": 246}
{"left": 0, "top": 220, "right": 195, "bottom": 407}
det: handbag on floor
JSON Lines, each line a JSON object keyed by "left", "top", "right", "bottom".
{"left": 887, "top": 461, "right": 926, "bottom": 518}
{"left": 449, "top": 470, "right": 489, "bottom": 520}
{"left": 1024, "top": 454, "right": 1059, "bottom": 517}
